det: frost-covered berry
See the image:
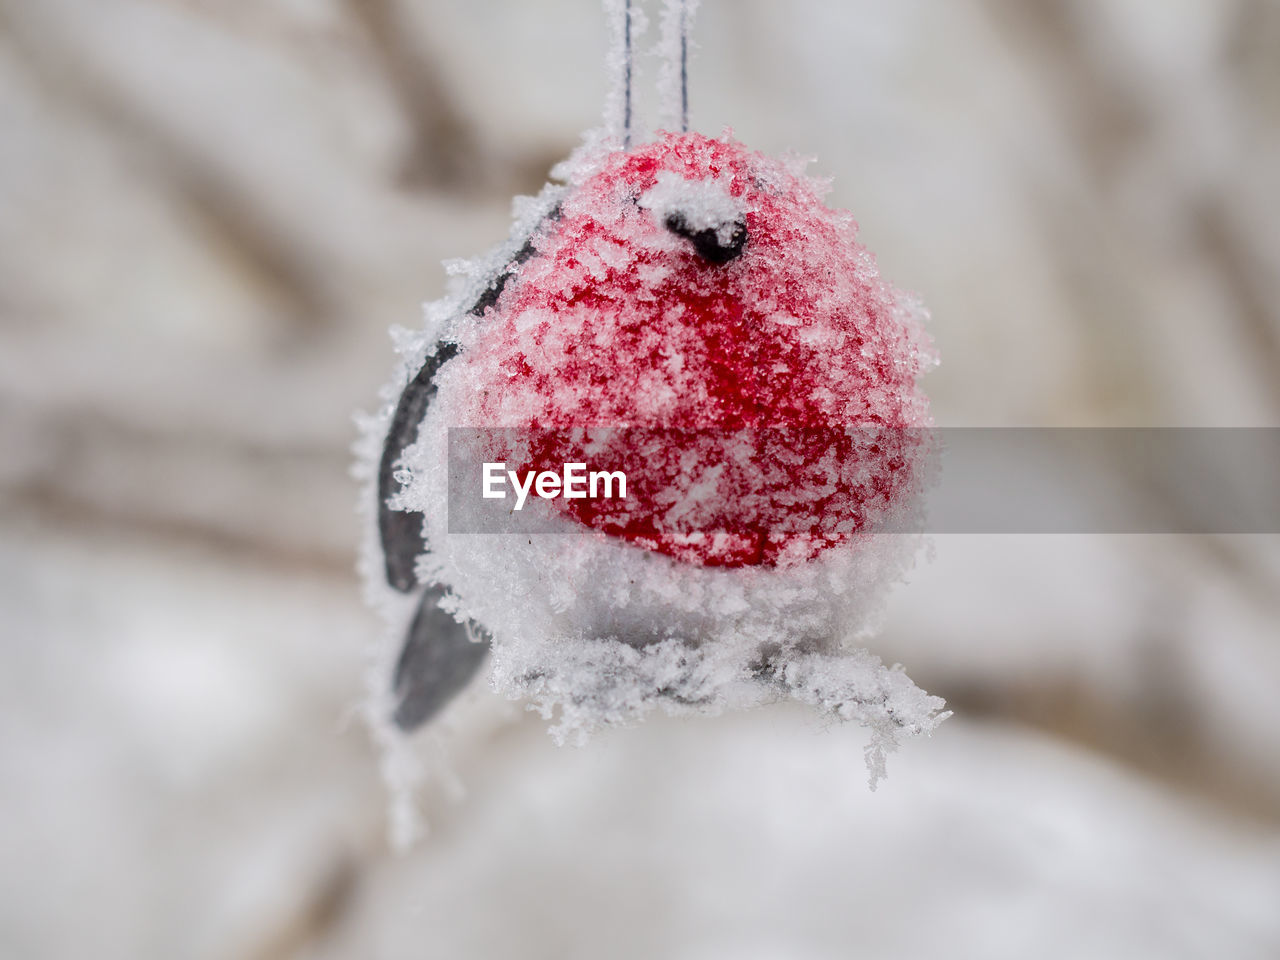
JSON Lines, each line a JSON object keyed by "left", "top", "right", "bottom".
{"left": 443, "top": 132, "right": 936, "bottom": 566}
{"left": 362, "top": 132, "right": 947, "bottom": 807}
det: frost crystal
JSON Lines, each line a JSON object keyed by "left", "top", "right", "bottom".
{"left": 639, "top": 170, "right": 744, "bottom": 243}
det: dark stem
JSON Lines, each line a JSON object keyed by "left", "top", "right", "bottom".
{"left": 624, "top": 0, "right": 633, "bottom": 148}
{"left": 680, "top": 0, "right": 689, "bottom": 131}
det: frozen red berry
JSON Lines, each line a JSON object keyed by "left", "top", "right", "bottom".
{"left": 447, "top": 132, "right": 935, "bottom": 567}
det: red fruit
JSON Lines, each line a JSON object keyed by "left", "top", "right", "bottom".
{"left": 453, "top": 132, "right": 933, "bottom": 567}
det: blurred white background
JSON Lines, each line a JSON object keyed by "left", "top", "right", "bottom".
{"left": 1, "top": 1, "right": 1278, "bottom": 958}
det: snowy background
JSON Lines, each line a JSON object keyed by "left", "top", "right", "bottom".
{"left": 2, "top": 0, "right": 1279, "bottom": 957}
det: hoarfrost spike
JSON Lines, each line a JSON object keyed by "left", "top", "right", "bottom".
{"left": 660, "top": 0, "right": 699, "bottom": 132}
{"left": 603, "top": 0, "right": 641, "bottom": 147}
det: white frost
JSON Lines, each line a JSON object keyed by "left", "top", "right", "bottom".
{"left": 639, "top": 169, "right": 744, "bottom": 244}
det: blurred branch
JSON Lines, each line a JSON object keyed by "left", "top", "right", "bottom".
{"left": 979, "top": 0, "right": 1148, "bottom": 182}
{"left": 980, "top": 0, "right": 1280, "bottom": 419}
{"left": 1191, "top": 188, "right": 1280, "bottom": 417}
{"left": 341, "top": 0, "right": 573, "bottom": 197}
{"left": 0, "top": 2, "right": 339, "bottom": 340}
{"left": 1, "top": 402, "right": 357, "bottom": 572}
{"left": 244, "top": 857, "right": 358, "bottom": 960}
{"left": 1228, "top": 0, "right": 1280, "bottom": 103}
{"left": 342, "top": 0, "right": 486, "bottom": 191}
{"left": 940, "top": 664, "right": 1280, "bottom": 827}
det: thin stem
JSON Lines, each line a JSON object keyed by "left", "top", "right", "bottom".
{"left": 680, "top": 0, "right": 689, "bottom": 132}
{"left": 624, "top": 0, "right": 633, "bottom": 148}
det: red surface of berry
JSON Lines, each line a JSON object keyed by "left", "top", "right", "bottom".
{"left": 452, "top": 132, "right": 933, "bottom": 567}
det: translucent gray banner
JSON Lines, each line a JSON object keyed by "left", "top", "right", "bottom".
{"left": 445, "top": 428, "right": 1280, "bottom": 535}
